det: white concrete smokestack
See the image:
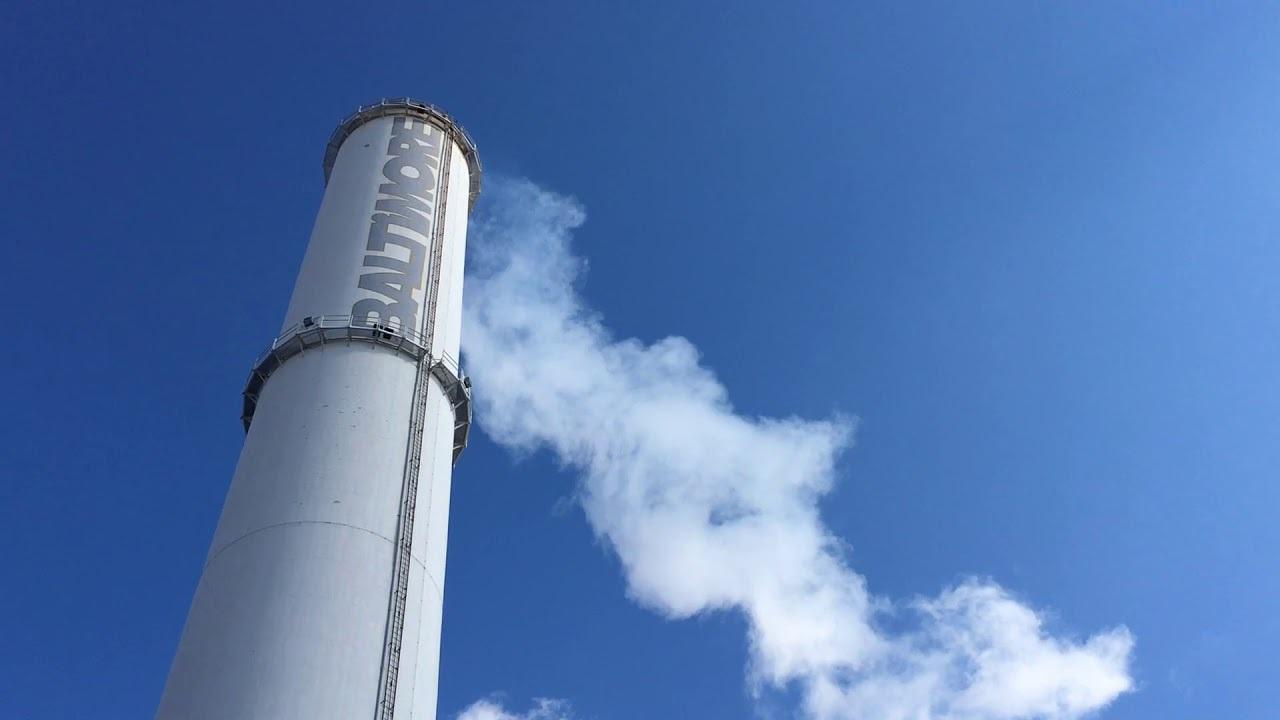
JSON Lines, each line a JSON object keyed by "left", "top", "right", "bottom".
{"left": 157, "top": 98, "right": 479, "bottom": 720}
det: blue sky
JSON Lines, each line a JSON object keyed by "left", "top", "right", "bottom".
{"left": 3, "top": 2, "right": 1278, "bottom": 718}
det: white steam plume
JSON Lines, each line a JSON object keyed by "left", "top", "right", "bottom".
{"left": 458, "top": 178, "right": 1134, "bottom": 720}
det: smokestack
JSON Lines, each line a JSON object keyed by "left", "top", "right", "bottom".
{"left": 157, "top": 99, "right": 480, "bottom": 720}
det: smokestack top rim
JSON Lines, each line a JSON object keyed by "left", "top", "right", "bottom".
{"left": 323, "top": 98, "right": 482, "bottom": 209}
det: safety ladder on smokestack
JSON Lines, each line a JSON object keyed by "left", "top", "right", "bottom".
{"left": 377, "top": 348, "right": 429, "bottom": 717}
{"left": 376, "top": 134, "right": 455, "bottom": 720}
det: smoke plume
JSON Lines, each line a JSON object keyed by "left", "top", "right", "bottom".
{"left": 457, "top": 178, "right": 1134, "bottom": 720}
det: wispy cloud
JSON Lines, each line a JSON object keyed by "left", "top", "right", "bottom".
{"left": 459, "top": 177, "right": 1134, "bottom": 720}
{"left": 458, "top": 698, "right": 575, "bottom": 720}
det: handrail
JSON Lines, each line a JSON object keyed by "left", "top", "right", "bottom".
{"left": 240, "top": 314, "right": 472, "bottom": 463}
{"left": 322, "top": 98, "right": 482, "bottom": 209}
